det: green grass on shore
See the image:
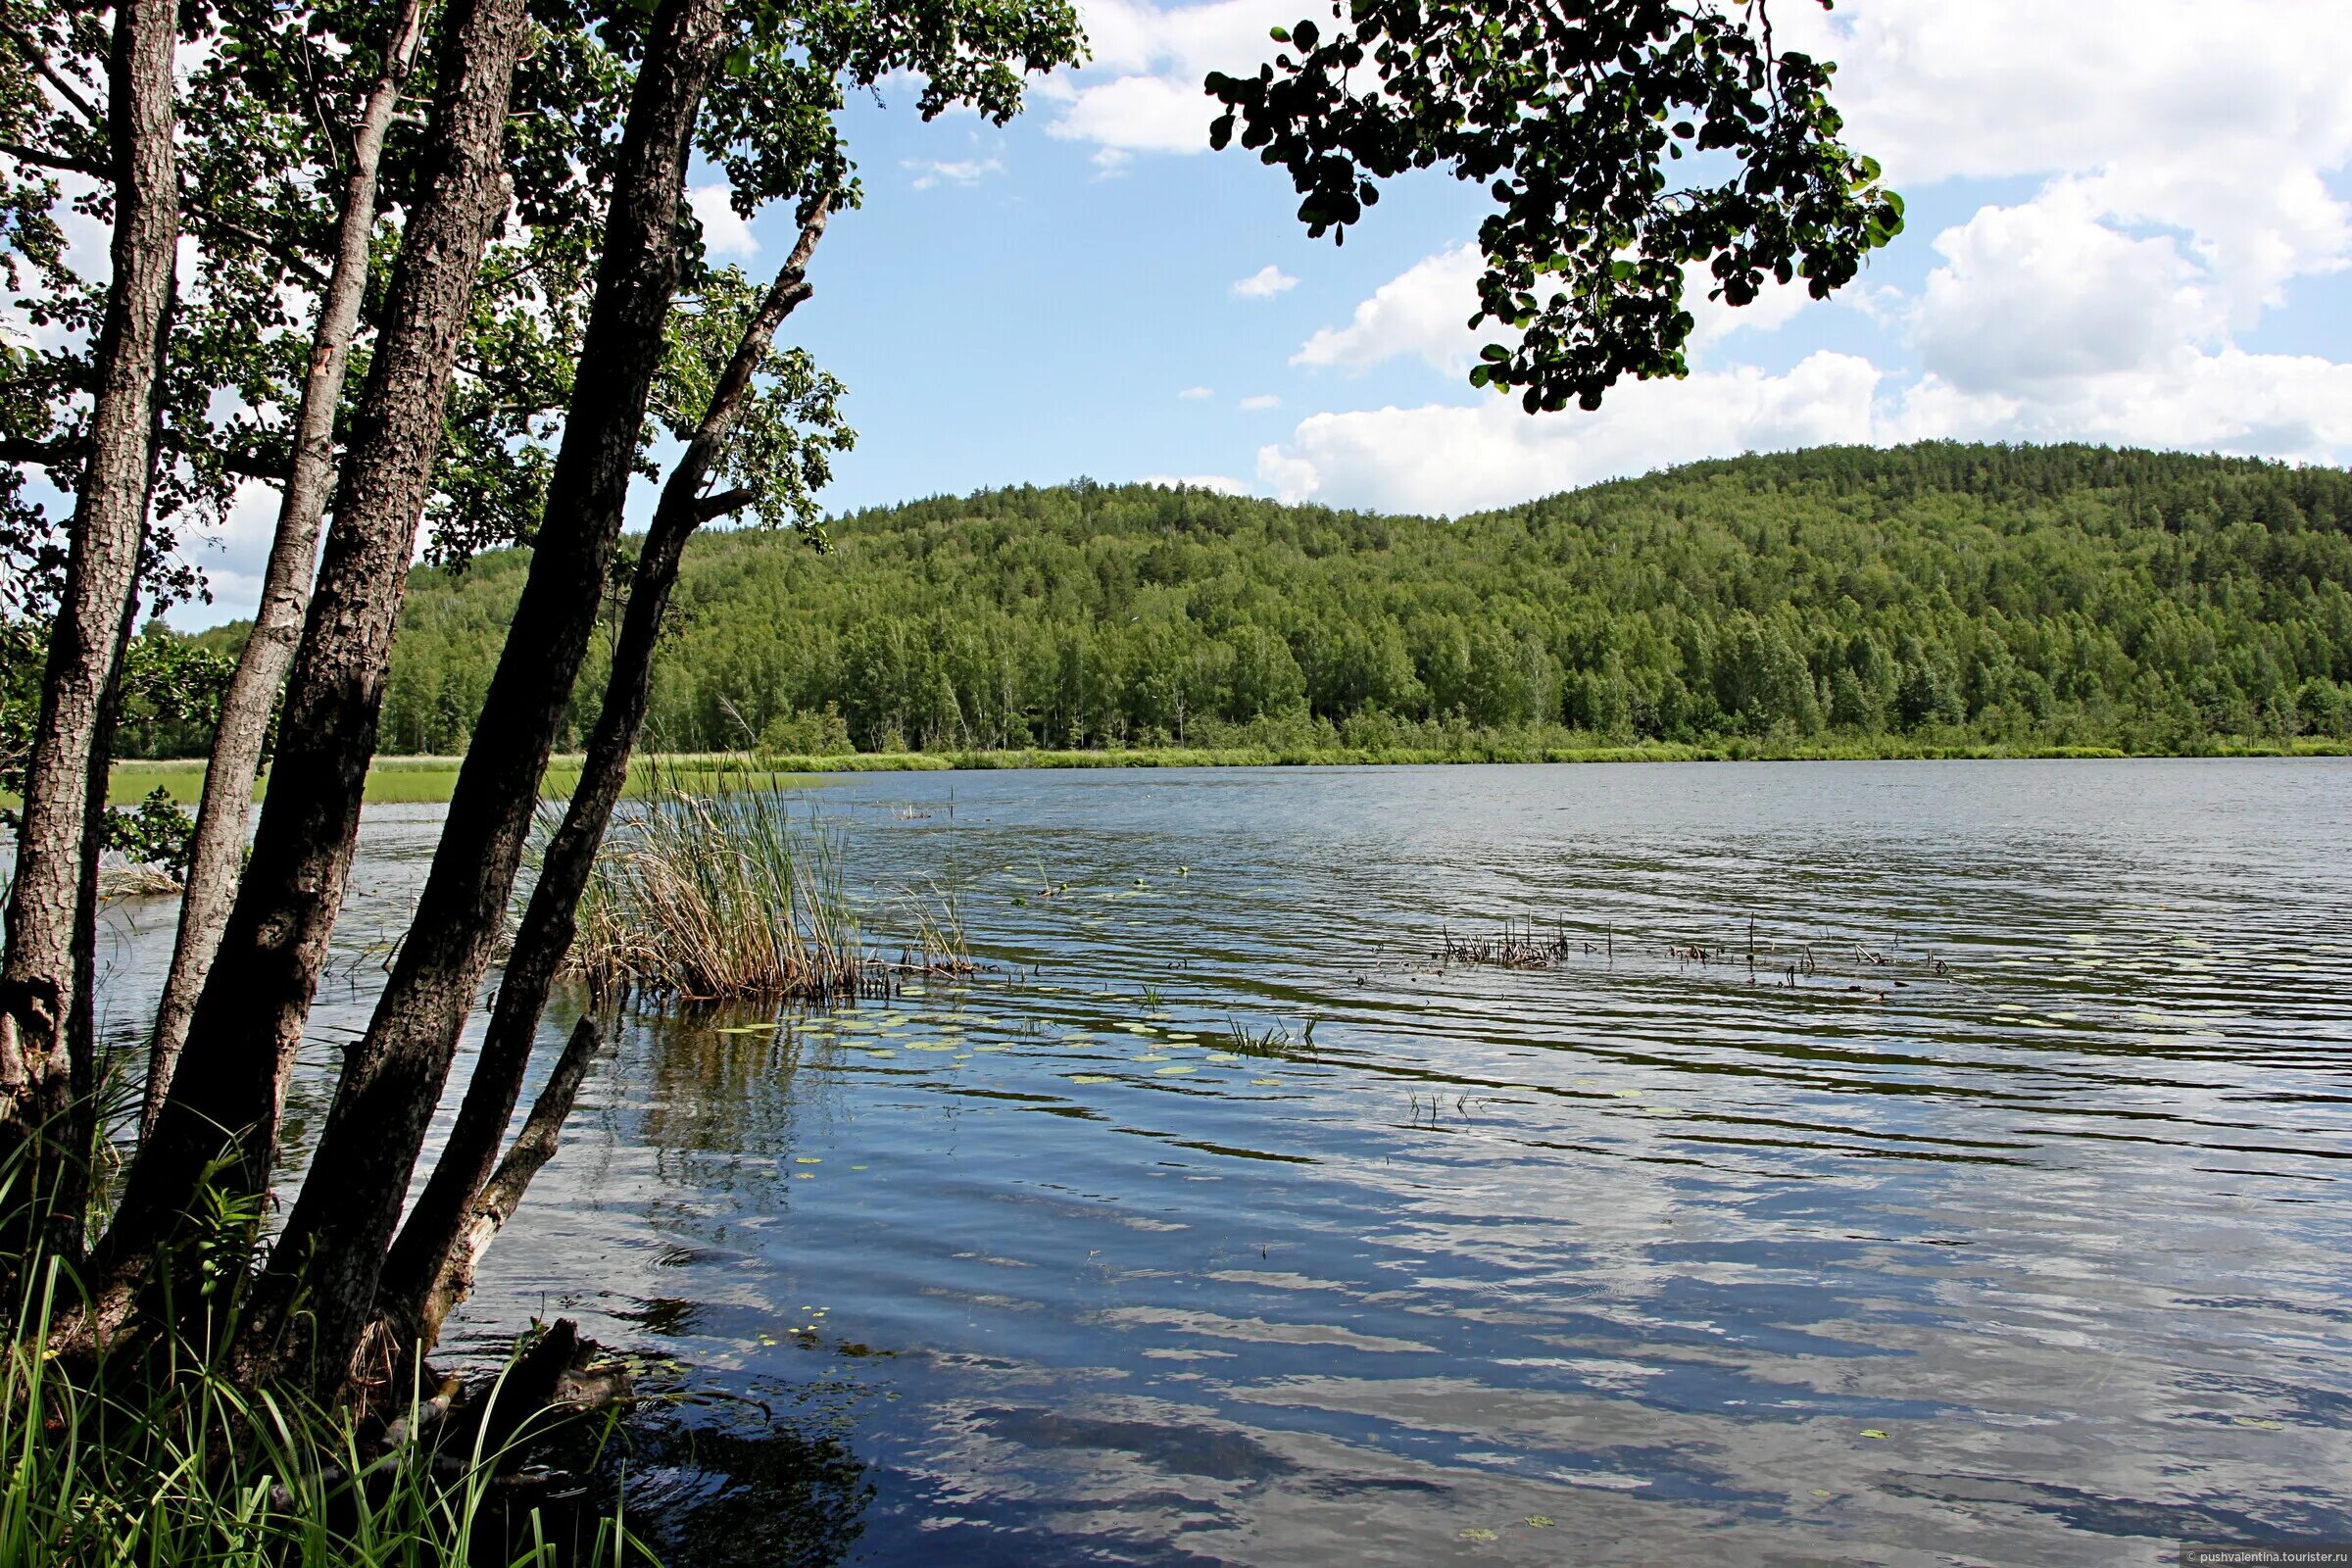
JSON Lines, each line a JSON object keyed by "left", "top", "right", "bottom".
{"left": 99, "top": 735, "right": 2352, "bottom": 808}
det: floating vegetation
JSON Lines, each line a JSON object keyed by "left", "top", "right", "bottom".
{"left": 561, "top": 756, "right": 969, "bottom": 1002}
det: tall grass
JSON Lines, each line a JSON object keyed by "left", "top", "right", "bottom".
{"left": 0, "top": 1250, "right": 649, "bottom": 1566}
{"left": 563, "top": 757, "right": 873, "bottom": 1002}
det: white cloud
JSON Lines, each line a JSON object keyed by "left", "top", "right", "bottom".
{"left": 162, "top": 478, "right": 297, "bottom": 628}
{"left": 1776, "top": 0, "right": 2352, "bottom": 315}
{"left": 1910, "top": 185, "right": 2227, "bottom": 394}
{"left": 1252, "top": 0, "right": 2352, "bottom": 510}
{"left": 1230, "top": 265, "right": 1297, "bottom": 299}
{"left": 1047, "top": 0, "right": 1290, "bottom": 155}
{"left": 1260, "top": 352, "right": 1885, "bottom": 513}
{"left": 1260, "top": 329, "right": 2352, "bottom": 517}
{"left": 902, "top": 157, "right": 1005, "bottom": 191}
{"left": 1049, "top": 73, "right": 1221, "bottom": 155}
{"left": 1140, "top": 472, "right": 1249, "bottom": 495}
{"left": 1293, "top": 244, "right": 1486, "bottom": 375}
{"left": 1177, "top": 385, "right": 1213, "bottom": 400}
{"left": 1683, "top": 270, "right": 1813, "bottom": 356}
{"left": 1238, "top": 394, "right": 1281, "bottom": 411}
{"left": 686, "top": 183, "right": 759, "bottom": 259}
{"left": 1889, "top": 349, "right": 2352, "bottom": 462}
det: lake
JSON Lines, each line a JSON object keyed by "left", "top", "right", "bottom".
{"left": 90, "top": 759, "right": 2352, "bottom": 1565}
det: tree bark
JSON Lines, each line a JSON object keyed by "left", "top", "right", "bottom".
{"left": 141, "top": 0, "right": 433, "bottom": 1138}
{"left": 250, "top": 0, "right": 733, "bottom": 1389}
{"left": 376, "top": 205, "right": 831, "bottom": 1349}
{"left": 0, "top": 0, "right": 177, "bottom": 1263}
{"left": 95, "top": 0, "right": 536, "bottom": 1298}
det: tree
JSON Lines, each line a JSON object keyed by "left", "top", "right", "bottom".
{"left": 0, "top": 0, "right": 178, "bottom": 1263}
{"left": 98, "top": 0, "right": 558, "bottom": 1347}
{"left": 141, "top": 0, "right": 432, "bottom": 1134}
{"left": 30, "top": 0, "right": 1082, "bottom": 1405}
{"left": 1207, "top": 0, "right": 1902, "bottom": 412}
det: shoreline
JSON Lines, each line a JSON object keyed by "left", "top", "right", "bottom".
{"left": 94, "top": 737, "right": 2352, "bottom": 806}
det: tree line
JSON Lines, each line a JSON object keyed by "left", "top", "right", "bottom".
{"left": 298, "top": 442, "right": 2352, "bottom": 760}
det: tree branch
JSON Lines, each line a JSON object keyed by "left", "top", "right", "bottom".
{"left": 693, "top": 485, "right": 756, "bottom": 520}
{"left": 0, "top": 140, "right": 106, "bottom": 179}
{"left": 191, "top": 208, "right": 334, "bottom": 292}
{"left": 0, "top": 24, "right": 103, "bottom": 128}
{"left": 0, "top": 434, "right": 78, "bottom": 468}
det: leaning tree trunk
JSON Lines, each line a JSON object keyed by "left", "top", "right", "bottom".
{"left": 376, "top": 204, "right": 833, "bottom": 1352}
{"left": 93, "top": 0, "right": 537, "bottom": 1313}
{"left": 141, "top": 0, "right": 433, "bottom": 1137}
{"left": 0, "top": 0, "right": 178, "bottom": 1266}
{"left": 65, "top": 575, "right": 152, "bottom": 1194}
{"left": 248, "top": 0, "right": 733, "bottom": 1391}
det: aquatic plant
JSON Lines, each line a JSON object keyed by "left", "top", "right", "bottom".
{"left": 560, "top": 756, "right": 963, "bottom": 1001}
{"left": 1440, "top": 919, "right": 1587, "bottom": 969}
{"left": 1223, "top": 1018, "right": 1310, "bottom": 1058}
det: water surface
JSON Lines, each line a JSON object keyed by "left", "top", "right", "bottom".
{"left": 95, "top": 759, "right": 2352, "bottom": 1565}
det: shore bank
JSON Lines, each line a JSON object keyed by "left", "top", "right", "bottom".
{"left": 96, "top": 736, "right": 2352, "bottom": 806}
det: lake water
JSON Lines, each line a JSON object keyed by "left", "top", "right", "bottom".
{"left": 91, "top": 760, "right": 2352, "bottom": 1566}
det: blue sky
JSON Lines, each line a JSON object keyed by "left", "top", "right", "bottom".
{"left": 176, "top": 0, "right": 2352, "bottom": 623}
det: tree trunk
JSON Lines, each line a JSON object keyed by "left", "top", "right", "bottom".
{"left": 376, "top": 205, "right": 831, "bottom": 1349}
{"left": 368, "top": 1016, "right": 602, "bottom": 1369}
{"left": 0, "top": 0, "right": 177, "bottom": 1264}
{"left": 95, "top": 0, "right": 536, "bottom": 1300}
{"left": 140, "top": 0, "right": 432, "bottom": 1137}
{"left": 250, "top": 0, "right": 733, "bottom": 1389}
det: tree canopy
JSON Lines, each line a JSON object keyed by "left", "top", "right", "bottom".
{"left": 1209, "top": 0, "right": 1902, "bottom": 412}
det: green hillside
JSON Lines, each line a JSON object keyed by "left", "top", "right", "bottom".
{"left": 263, "top": 443, "right": 2352, "bottom": 760}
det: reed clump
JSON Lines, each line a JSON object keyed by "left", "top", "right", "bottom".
{"left": 1439, "top": 919, "right": 1586, "bottom": 970}
{"left": 560, "top": 757, "right": 964, "bottom": 1002}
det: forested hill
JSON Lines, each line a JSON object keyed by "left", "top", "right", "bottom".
{"left": 349, "top": 442, "right": 2352, "bottom": 757}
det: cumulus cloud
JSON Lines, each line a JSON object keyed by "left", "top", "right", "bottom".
{"left": 1293, "top": 244, "right": 1486, "bottom": 375}
{"left": 1238, "top": 394, "right": 1281, "bottom": 411}
{"left": 1177, "top": 385, "right": 1213, "bottom": 400}
{"left": 1260, "top": 331, "right": 2352, "bottom": 515}
{"left": 1230, "top": 265, "right": 1298, "bottom": 299}
{"left": 1909, "top": 185, "right": 2228, "bottom": 393}
{"left": 1889, "top": 350, "right": 2352, "bottom": 461}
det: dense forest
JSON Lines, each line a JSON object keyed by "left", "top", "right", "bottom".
{"left": 168, "top": 442, "right": 2352, "bottom": 759}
